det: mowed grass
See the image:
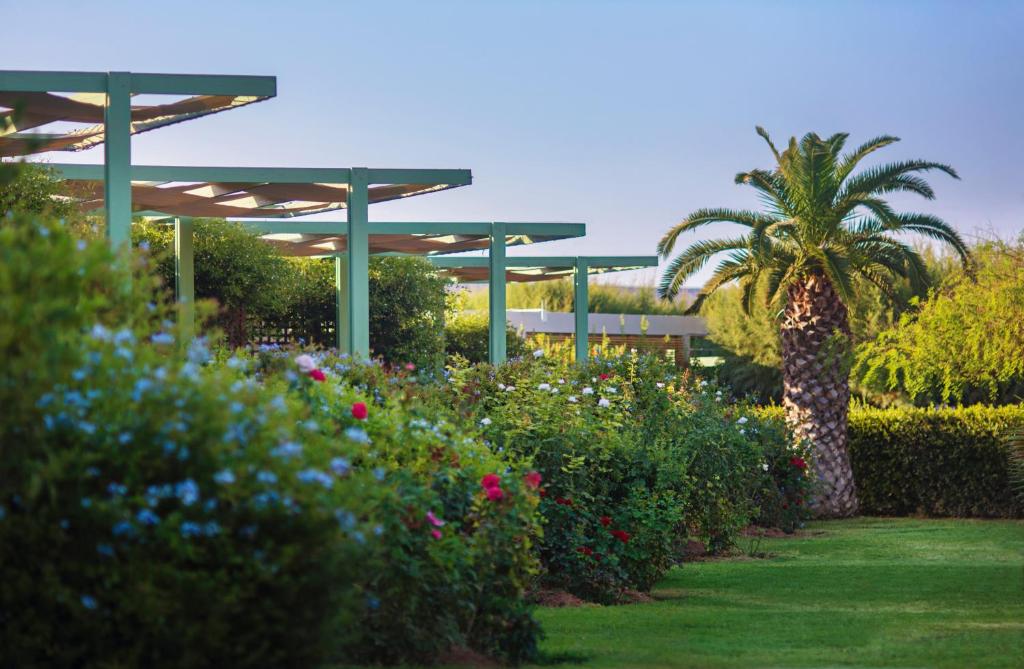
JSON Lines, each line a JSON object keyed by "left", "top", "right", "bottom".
{"left": 531, "top": 518, "right": 1024, "bottom": 669}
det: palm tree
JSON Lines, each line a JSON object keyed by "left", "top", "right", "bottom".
{"left": 658, "top": 128, "right": 969, "bottom": 517}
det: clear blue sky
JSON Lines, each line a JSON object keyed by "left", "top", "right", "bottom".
{"left": 6, "top": 0, "right": 1022, "bottom": 286}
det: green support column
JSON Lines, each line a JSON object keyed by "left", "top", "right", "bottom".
{"left": 347, "top": 168, "right": 370, "bottom": 358}
{"left": 174, "top": 217, "right": 195, "bottom": 341}
{"left": 574, "top": 257, "right": 589, "bottom": 364}
{"left": 334, "top": 254, "right": 350, "bottom": 353}
{"left": 104, "top": 71, "right": 132, "bottom": 247}
{"left": 488, "top": 222, "right": 507, "bottom": 365}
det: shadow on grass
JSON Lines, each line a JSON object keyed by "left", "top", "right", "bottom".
{"left": 533, "top": 650, "right": 591, "bottom": 666}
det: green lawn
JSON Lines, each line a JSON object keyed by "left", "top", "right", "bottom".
{"left": 532, "top": 518, "right": 1024, "bottom": 669}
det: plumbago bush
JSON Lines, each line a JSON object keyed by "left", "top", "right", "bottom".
{"left": 0, "top": 215, "right": 543, "bottom": 668}
{"left": 442, "top": 351, "right": 805, "bottom": 602}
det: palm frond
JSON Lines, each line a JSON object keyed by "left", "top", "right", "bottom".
{"left": 682, "top": 257, "right": 751, "bottom": 314}
{"left": 837, "top": 135, "right": 900, "bottom": 181}
{"left": 755, "top": 126, "right": 781, "bottom": 162}
{"left": 657, "top": 208, "right": 774, "bottom": 257}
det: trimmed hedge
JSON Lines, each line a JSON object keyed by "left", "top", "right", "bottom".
{"left": 759, "top": 405, "right": 1024, "bottom": 518}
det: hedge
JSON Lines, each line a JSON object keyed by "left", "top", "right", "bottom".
{"left": 759, "top": 405, "right": 1024, "bottom": 517}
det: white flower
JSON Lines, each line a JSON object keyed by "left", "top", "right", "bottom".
{"left": 591, "top": 377, "right": 597, "bottom": 382}
{"left": 295, "top": 354, "right": 316, "bottom": 374}
{"left": 656, "top": 382, "right": 665, "bottom": 389}
{"left": 558, "top": 378, "right": 565, "bottom": 385}
{"left": 497, "top": 383, "right": 506, "bottom": 391}
{"left": 700, "top": 380, "right": 709, "bottom": 388}
{"left": 606, "top": 387, "right": 617, "bottom": 394}
{"left": 739, "top": 428, "right": 746, "bottom": 435}
{"left": 480, "top": 417, "right": 492, "bottom": 426}
{"left": 533, "top": 349, "right": 544, "bottom": 358}
{"left": 715, "top": 389, "right": 722, "bottom": 395}
{"left": 551, "top": 388, "right": 560, "bottom": 394}
{"left": 505, "top": 385, "right": 516, "bottom": 392}
{"left": 582, "top": 387, "right": 594, "bottom": 395}
{"left": 761, "top": 463, "right": 769, "bottom": 472}
{"left": 568, "top": 396, "right": 578, "bottom": 403}
{"left": 737, "top": 416, "right": 748, "bottom": 425}
{"left": 598, "top": 398, "right": 611, "bottom": 408}
{"left": 538, "top": 383, "right": 551, "bottom": 391}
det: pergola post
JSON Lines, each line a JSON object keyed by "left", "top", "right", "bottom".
{"left": 347, "top": 168, "right": 370, "bottom": 358}
{"left": 174, "top": 217, "right": 195, "bottom": 341}
{"left": 103, "top": 72, "right": 132, "bottom": 248}
{"left": 574, "top": 257, "right": 589, "bottom": 364}
{"left": 488, "top": 222, "right": 507, "bottom": 365}
{"left": 334, "top": 254, "right": 350, "bottom": 352}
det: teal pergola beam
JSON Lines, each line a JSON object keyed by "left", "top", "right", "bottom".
{"left": 489, "top": 223, "right": 507, "bottom": 364}
{"left": 348, "top": 168, "right": 370, "bottom": 358}
{"left": 2, "top": 71, "right": 276, "bottom": 245}
{"left": 430, "top": 255, "right": 658, "bottom": 363}
{"left": 234, "top": 220, "right": 586, "bottom": 239}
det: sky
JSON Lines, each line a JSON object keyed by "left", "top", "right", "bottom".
{"left": 4, "top": 0, "right": 1023, "bottom": 287}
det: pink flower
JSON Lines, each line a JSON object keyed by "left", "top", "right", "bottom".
{"left": 426, "top": 511, "right": 445, "bottom": 527}
{"left": 486, "top": 487, "right": 505, "bottom": 502}
{"left": 351, "top": 402, "right": 368, "bottom": 420}
{"left": 308, "top": 369, "right": 326, "bottom": 382}
{"left": 481, "top": 473, "right": 501, "bottom": 489}
{"left": 524, "top": 471, "right": 542, "bottom": 489}
{"left": 431, "top": 529, "right": 442, "bottom": 540}
{"left": 405, "top": 363, "right": 416, "bottom": 371}
{"left": 295, "top": 354, "right": 316, "bottom": 373}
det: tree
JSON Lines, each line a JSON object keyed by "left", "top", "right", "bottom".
{"left": 657, "top": 128, "right": 969, "bottom": 516}
{"left": 854, "top": 239, "right": 1024, "bottom": 406}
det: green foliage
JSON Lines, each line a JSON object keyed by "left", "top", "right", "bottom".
{"left": 658, "top": 127, "right": 968, "bottom": 318}
{"left": 854, "top": 241, "right": 1024, "bottom": 406}
{"left": 367, "top": 256, "right": 448, "bottom": 371}
{"left": 446, "top": 353, "right": 800, "bottom": 602}
{"left": 133, "top": 219, "right": 292, "bottom": 347}
{"left": 1, "top": 216, "right": 544, "bottom": 666}
{"left": 445, "top": 309, "right": 528, "bottom": 363}
{"left": 759, "top": 404, "right": 1023, "bottom": 517}
{"left": 0, "top": 162, "right": 78, "bottom": 219}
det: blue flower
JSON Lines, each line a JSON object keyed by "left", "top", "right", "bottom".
{"left": 113, "top": 329, "right": 134, "bottom": 346}
{"left": 226, "top": 356, "right": 247, "bottom": 370}
{"left": 252, "top": 491, "right": 280, "bottom": 509}
{"left": 366, "top": 596, "right": 380, "bottom": 610}
{"left": 72, "top": 368, "right": 88, "bottom": 382}
{"left": 136, "top": 509, "right": 160, "bottom": 526}
{"left": 96, "top": 543, "right": 115, "bottom": 557}
{"left": 330, "top": 457, "right": 350, "bottom": 475}
{"left": 106, "top": 482, "right": 128, "bottom": 497}
{"left": 85, "top": 466, "right": 100, "bottom": 477}
{"left": 373, "top": 468, "right": 386, "bottom": 482}
{"left": 131, "top": 378, "right": 153, "bottom": 402}
{"left": 174, "top": 479, "right": 200, "bottom": 506}
{"left": 271, "top": 442, "right": 302, "bottom": 459}
{"left": 269, "top": 395, "right": 287, "bottom": 412}
{"left": 180, "top": 521, "right": 203, "bottom": 538}
{"left": 112, "top": 520, "right": 135, "bottom": 537}
{"left": 118, "top": 432, "right": 132, "bottom": 445}
{"left": 335, "top": 509, "right": 357, "bottom": 530}
{"left": 373, "top": 524, "right": 384, "bottom": 536}
{"left": 81, "top": 595, "right": 99, "bottom": 610}
{"left": 256, "top": 470, "right": 278, "bottom": 485}
{"left": 353, "top": 531, "right": 366, "bottom": 544}
{"left": 81, "top": 497, "right": 93, "bottom": 508}
{"left": 297, "top": 468, "right": 333, "bottom": 489}
{"left": 213, "top": 469, "right": 236, "bottom": 485}
{"left": 78, "top": 421, "right": 96, "bottom": 435}
{"left": 203, "top": 521, "right": 221, "bottom": 537}
{"left": 230, "top": 402, "right": 244, "bottom": 414}
{"left": 187, "top": 337, "right": 211, "bottom": 365}
{"left": 344, "top": 427, "right": 371, "bottom": 445}
{"left": 90, "top": 324, "right": 111, "bottom": 341}
{"left": 151, "top": 332, "right": 175, "bottom": 346}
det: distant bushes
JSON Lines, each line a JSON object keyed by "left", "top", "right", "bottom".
{"left": 758, "top": 405, "right": 1024, "bottom": 518}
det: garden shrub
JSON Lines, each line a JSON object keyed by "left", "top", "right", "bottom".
{"left": 1, "top": 216, "right": 544, "bottom": 667}
{"left": 445, "top": 308, "right": 527, "bottom": 364}
{"left": 446, "top": 352, "right": 795, "bottom": 602}
{"left": 848, "top": 406, "right": 1023, "bottom": 517}
{"left": 757, "top": 404, "right": 1024, "bottom": 517}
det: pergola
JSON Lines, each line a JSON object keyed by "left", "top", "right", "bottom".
{"left": 429, "top": 256, "right": 658, "bottom": 362}
{"left": 3, "top": 69, "right": 658, "bottom": 365}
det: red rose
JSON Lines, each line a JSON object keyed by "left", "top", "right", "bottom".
{"left": 593, "top": 553, "right": 603, "bottom": 562}
{"left": 576, "top": 546, "right": 593, "bottom": 556}
{"left": 796, "top": 497, "right": 803, "bottom": 506}
{"left": 524, "top": 471, "right": 542, "bottom": 489}
{"left": 782, "top": 503, "right": 790, "bottom": 510}
{"left": 486, "top": 486, "right": 504, "bottom": 502}
{"left": 555, "top": 497, "right": 573, "bottom": 507}
{"left": 538, "top": 489, "right": 548, "bottom": 498}
{"left": 599, "top": 515, "right": 612, "bottom": 527}
{"left": 790, "top": 457, "right": 807, "bottom": 470}
{"left": 308, "top": 369, "right": 326, "bottom": 382}
{"left": 599, "top": 373, "right": 610, "bottom": 381}
{"left": 481, "top": 473, "right": 501, "bottom": 489}
{"left": 351, "top": 402, "right": 368, "bottom": 420}
{"left": 610, "top": 529, "right": 631, "bottom": 543}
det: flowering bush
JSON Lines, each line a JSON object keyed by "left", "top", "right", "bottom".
{"left": 0, "top": 216, "right": 543, "bottom": 667}
{"left": 447, "top": 352, "right": 791, "bottom": 602}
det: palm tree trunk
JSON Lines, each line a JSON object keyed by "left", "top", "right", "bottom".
{"left": 780, "top": 272, "right": 858, "bottom": 517}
